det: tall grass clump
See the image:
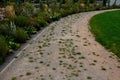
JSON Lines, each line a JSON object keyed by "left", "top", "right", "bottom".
{"left": 0, "top": 36, "right": 9, "bottom": 64}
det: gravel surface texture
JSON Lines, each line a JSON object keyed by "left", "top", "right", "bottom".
{"left": 0, "top": 10, "right": 120, "bottom": 80}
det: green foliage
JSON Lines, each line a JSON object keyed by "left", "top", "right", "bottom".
{"left": 14, "top": 28, "right": 29, "bottom": 43}
{"left": 103, "top": 0, "right": 107, "bottom": 6}
{"left": 4, "top": 35, "right": 20, "bottom": 50}
{"left": 21, "top": 2, "right": 35, "bottom": 17}
{"left": 110, "top": 4, "right": 120, "bottom": 9}
{"left": 52, "top": 12, "right": 61, "bottom": 21}
{"left": 35, "top": 18, "right": 48, "bottom": 29}
{"left": 9, "top": 41, "right": 20, "bottom": 50}
{"left": 26, "top": 18, "right": 39, "bottom": 27}
{"left": 0, "top": 23, "right": 11, "bottom": 35}
{"left": 59, "top": 9, "right": 72, "bottom": 17}
{"left": 90, "top": 10, "right": 120, "bottom": 58}
{"left": 35, "top": 12, "right": 50, "bottom": 29}
{"left": 15, "top": 16, "right": 28, "bottom": 27}
{"left": 37, "top": 12, "right": 51, "bottom": 22}
{"left": 71, "top": 3, "right": 80, "bottom": 13}
{"left": 73, "top": 0, "right": 79, "bottom": 3}
{"left": 5, "top": 35, "right": 14, "bottom": 42}
{"left": 49, "top": 3, "right": 60, "bottom": 15}
{"left": 0, "top": 36, "right": 9, "bottom": 64}
{"left": 24, "top": 26, "right": 37, "bottom": 35}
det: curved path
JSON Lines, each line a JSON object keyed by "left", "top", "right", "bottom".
{"left": 0, "top": 10, "right": 120, "bottom": 80}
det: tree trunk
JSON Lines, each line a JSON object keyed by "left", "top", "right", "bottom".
{"left": 114, "top": 0, "right": 117, "bottom": 5}
{"left": 108, "top": 0, "right": 110, "bottom": 7}
{"left": 103, "top": 0, "right": 107, "bottom": 6}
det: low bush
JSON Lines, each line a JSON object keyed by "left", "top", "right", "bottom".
{"left": 37, "top": 12, "right": 51, "bottom": 22}
{"left": 9, "top": 41, "right": 20, "bottom": 50}
{"left": 0, "top": 36, "right": 9, "bottom": 64}
{"left": 59, "top": 9, "right": 69, "bottom": 17}
{"left": 110, "top": 4, "right": 120, "bottom": 9}
{"left": 71, "top": 3, "right": 80, "bottom": 13}
{"left": 35, "top": 17, "right": 49, "bottom": 29}
{"left": 21, "top": 2, "right": 35, "bottom": 17}
{"left": 26, "top": 18, "right": 39, "bottom": 28}
{"left": 14, "top": 28, "right": 29, "bottom": 43}
{"left": 52, "top": 12, "right": 61, "bottom": 21}
{"left": 4, "top": 35, "right": 20, "bottom": 50}
{"left": 0, "top": 23, "right": 11, "bottom": 35}
{"left": 15, "top": 16, "right": 28, "bottom": 27}
{"left": 24, "top": 26, "right": 37, "bottom": 35}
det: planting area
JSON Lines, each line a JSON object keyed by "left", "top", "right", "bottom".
{"left": 0, "top": 10, "right": 120, "bottom": 80}
{"left": 90, "top": 10, "right": 120, "bottom": 58}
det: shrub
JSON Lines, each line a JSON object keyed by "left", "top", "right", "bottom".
{"left": 4, "top": 35, "right": 20, "bottom": 50}
{"left": 0, "top": 23, "right": 11, "bottom": 35}
{"left": 72, "top": 3, "right": 80, "bottom": 13}
{"left": 60, "top": 8, "right": 73, "bottom": 17}
{"left": 52, "top": 12, "right": 61, "bottom": 21}
{"left": 21, "top": 2, "right": 35, "bottom": 17}
{"left": 9, "top": 41, "right": 20, "bottom": 50}
{"left": 15, "top": 16, "right": 28, "bottom": 27}
{"left": 110, "top": 4, "right": 120, "bottom": 9}
{"left": 14, "top": 28, "right": 29, "bottom": 43}
{"left": 59, "top": 9, "right": 68, "bottom": 17}
{"left": 5, "top": 5, "right": 16, "bottom": 21}
{"left": 34, "top": 12, "right": 51, "bottom": 29}
{"left": 37, "top": 12, "right": 51, "bottom": 22}
{"left": 35, "top": 15, "right": 49, "bottom": 29}
{"left": 5, "top": 35, "right": 14, "bottom": 42}
{"left": 26, "top": 18, "right": 39, "bottom": 28}
{"left": 95, "top": 5, "right": 103, "bottom": 10}
{"left": 24, "top": 26, "right": 37, "bottom": 35}
{"left": 0, "top": 36, "right": 9, "bottom": 64}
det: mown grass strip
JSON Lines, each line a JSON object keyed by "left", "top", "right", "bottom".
{"left": 90, "top": 10, "right": 120, "bottom": 58}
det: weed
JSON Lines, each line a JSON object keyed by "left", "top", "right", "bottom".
{"left": 87, "top": 76, "right": 92, "bottom": 79}
{"left": 93, "top": 60, "right": 97, "bottom": 63}
{"left": 52, "top": 68, "right": 56, "bottom": 70}
{"left": 39, "top": 61, "right": 44, "bottom": 63}
{"left": 26, "top": 72, "right": 32, "bottom": 76}
{"left": 101, "top": 66, "right": 106, "bottom": 71}
{"left": 11, "top": 77, "right": 17, "bottom": 80}
{"left": 19, "top": 75, "right": 24, "bottom": 77}
{"left": 117, "top": 66, "right": 120, "bottom": 68}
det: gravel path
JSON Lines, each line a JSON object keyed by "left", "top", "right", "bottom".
{"left": 0, "top": 10, "right": 120, "bottom": 80}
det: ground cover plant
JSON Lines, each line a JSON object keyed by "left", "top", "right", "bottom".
{"left": 90, "top": 10, "right": 120, "bottom": 58}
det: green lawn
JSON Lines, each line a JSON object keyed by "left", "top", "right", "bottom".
{"left": 90, "top": 10, "right": 120, "bottom": 58}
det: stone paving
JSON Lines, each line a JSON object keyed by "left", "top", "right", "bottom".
{"left": 0, "top": 10, "right": 120, "bottom": 80}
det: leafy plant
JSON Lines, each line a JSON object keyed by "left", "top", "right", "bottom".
{"left": 15, "top": 16, "right": 28, "bottom": 27}
{"left": 14, "top": 28, "right": 29, "bottom": 43}
{"left": 24, "top": 26, "right": 37, "bottom": 35}
{"left": 4, "top": 35, "right": 20, "bottom": 50}
{"left": 35, "top": 16, "right": 49, "bottom": 29}
{"left": 9, "top": 41, "right": 20, "bottom": 50}
{"left": 0, "top": 23, "right": 11, "bottom": 35}
{"left": 52, "top": 12, "right": 61, "bottom": 21}
{"left": 21, "top": 2, "right": 35, "bottom": 17}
